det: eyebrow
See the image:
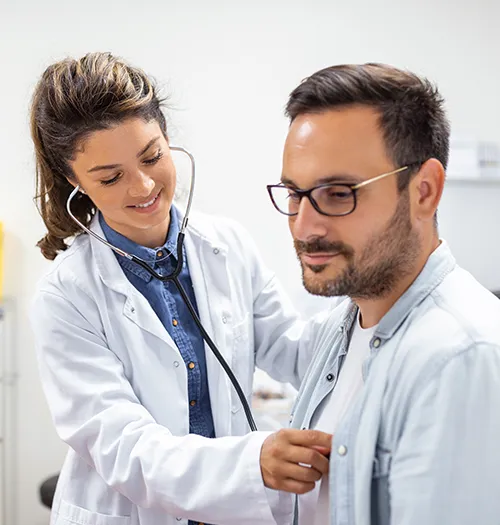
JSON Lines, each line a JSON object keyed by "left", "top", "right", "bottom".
{"left": 87, "top": 136, "right": 161, "bottom": 173}
{"left": 281, "top": 173, "right": 362, "bottom": 188}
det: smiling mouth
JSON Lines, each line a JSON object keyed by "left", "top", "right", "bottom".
{"left": 130, "top": 191, "right": 160, "bottom": 208}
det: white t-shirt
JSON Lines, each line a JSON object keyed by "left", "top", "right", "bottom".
{"left": 299, "top": 313, "right": 377, "bottom": 525}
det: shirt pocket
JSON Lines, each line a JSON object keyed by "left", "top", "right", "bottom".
{"left": 371, "top": 446, "right": 392, "bottom": 524}
{"left": 53, "top": 500, "right": 131, "bottom": 525}
{"left": 231, "top": 313, "right": 252, "bottom": 414}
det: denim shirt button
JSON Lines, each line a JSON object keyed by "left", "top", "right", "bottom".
{"left": 337, "top": 445, "right": 348, "bottom": 456}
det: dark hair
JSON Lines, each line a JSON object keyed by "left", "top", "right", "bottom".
{"left": 285, "top": 63, "right": 450, "bottom": 191}
{"left": 31, "top": 52, "right": 168, "bottom": 260}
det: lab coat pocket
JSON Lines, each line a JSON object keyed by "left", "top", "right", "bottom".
{"left": 371, "top": 447, "right": 392, "bottom": 524}
{"left": 54, "top": 500, "right": 131, "bottom": 525}
{"left": 231, "top": 313, "right": 251, "bottom": 414}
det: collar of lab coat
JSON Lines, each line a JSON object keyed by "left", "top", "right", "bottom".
{"left": 88, "top": 204, "right": 229, "bottom": 295}
{"left": 87, "top": 205, "right": 234, "bottom": 436}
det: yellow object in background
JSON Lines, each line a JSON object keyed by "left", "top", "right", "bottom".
{"left": 0, "top": 221, "right": 3, "bottom": 301}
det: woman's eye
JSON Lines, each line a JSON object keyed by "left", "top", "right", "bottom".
{"left": 143, "top": 150, "right": 164, "bottom": 165}
{"left": 101, "top": 173, "right": 122, "bottom": 186}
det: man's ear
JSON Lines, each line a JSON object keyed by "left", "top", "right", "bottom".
{"left": 410, "top": 159, "right": 445, "bottom": 223}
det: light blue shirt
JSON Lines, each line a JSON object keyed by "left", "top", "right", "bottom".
{"left": 291, "top": 241, "right": 500, "bottom": 525}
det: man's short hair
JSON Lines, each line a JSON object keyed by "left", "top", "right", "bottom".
{"left": 285, "top": 63, "right": 450, "bottom": 191}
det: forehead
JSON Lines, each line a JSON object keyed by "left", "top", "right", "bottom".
{"left": 73, "top": 118, "right": 163, "bottom": 165}
{"left": 282, "top": 106, "right": 390, "bottom": 184}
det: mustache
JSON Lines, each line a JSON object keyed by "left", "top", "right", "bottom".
{"left": 294, "top": 238, "right": 354, "bottom": 257}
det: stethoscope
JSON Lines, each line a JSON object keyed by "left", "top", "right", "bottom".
{"left": 66, "top": 145, "right": 257, "bottom": 432}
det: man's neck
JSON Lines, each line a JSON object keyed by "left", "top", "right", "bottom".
{"left": 355, "top": 236, "right": 440, "bottom": 329}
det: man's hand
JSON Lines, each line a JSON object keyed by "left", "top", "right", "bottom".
{"left": 260, "top": 428, "right": 332, "bottom": 494}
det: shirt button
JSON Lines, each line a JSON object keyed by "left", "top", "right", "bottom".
{"left": 173, "top": 361, "right": 180, "bottom": 368}
{"left": 188, "top": 362, "right": 195, "bottom": 370}
{"left": 213, "top": 248, "right": 220, "bottom": 255}
{"left": 157, "top": 250, "right": 164, "bottom": 258}
{"left": 130, "top": 306, "right": 135, "bottom": 313}
{"left": 373, "top": 338, "right": 381, "bottom": 348}
{"left": 190, "top": 400, "right": 197, "bottom": 407}
{"left": 326, "top": 373, "right": 334, "bottom": 382}
{"left": 172, "top": 319, "right": 178, "bottom": 327}
{"left": 338, "top": 445, "right": 348, "bottom": 456}
{"left": 222, "top": 316, "right": 227, "bottom": 324}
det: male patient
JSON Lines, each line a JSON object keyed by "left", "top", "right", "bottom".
{"left": 267, "top": 63, "right": 500, "bottom": 525}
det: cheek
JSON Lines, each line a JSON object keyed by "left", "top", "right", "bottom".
{"left": 89, "top": 186, "right": 128, "bottom": 213}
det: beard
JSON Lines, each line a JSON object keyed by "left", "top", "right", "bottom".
{"left": 294, "top": 192, "right": 420, "bottom": 299}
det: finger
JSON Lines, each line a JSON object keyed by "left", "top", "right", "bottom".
{"left": 284, "top": 445, "right": 330, "bottom": 475}
{"left": 279, "top": 462, "right": 324, "bottom": 483}
{"left": 287, "top": 429, "right": 333, "bottom": 450}
{"left": 278, "top": 479, "right": 317, "bottom": 495}
{"left": 311, "top": 445, "right": 331, "bottom": 457}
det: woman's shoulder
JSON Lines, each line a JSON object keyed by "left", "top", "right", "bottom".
{"left": 187, "top": 210, "right": 255, "bottom": 248}
{"left": 35, "top": 233, "right": 96, "bottom": 298}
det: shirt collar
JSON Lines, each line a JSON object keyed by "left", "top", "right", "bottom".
{"left": 99, "top": 208, "right": 181, "bottom": 283}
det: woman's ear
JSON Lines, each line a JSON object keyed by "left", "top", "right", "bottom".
{"left": 66, "top": 177, "right": 85, "bottom": 194}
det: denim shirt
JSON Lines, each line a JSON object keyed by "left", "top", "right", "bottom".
{"left": 99, "top": 210, "right": 216, "bottom": 440}
{"left": 291, "top": 241, "right": 500, "bottom": 525}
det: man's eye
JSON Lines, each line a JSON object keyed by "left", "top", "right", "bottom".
{"left": 326, "top": 188, "right": 352, "bottom": 200}
{"left": 287, "top": 191, "right": 301, "bottom": 202}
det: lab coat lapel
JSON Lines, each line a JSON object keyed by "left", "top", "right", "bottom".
{"left": 184, "top": 223, "right": 233, "bottom": 438}
{"left": 88, "top": 216, "right": 179, "bottom": 352}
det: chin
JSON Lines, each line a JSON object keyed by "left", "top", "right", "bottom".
{"left": 302, "top": 265, "right": 344, "bottom": 297}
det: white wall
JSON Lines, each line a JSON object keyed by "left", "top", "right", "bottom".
{"left": 1, "top": 1, "right": 499, "bottom": 523}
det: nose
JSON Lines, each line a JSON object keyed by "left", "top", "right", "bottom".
{"left": 290, "top": 196, "right": 329, "bottom": 242}
{"left": 128, "top": 170, "right": 155, "bottom": 198}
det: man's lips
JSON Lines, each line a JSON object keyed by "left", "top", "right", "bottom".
{"left": 301, "top": 252, "right": 341, "bottom": 265}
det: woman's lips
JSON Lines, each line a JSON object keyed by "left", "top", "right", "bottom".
{"left": 128, "top": 190, "right": 162, "bottom": 213}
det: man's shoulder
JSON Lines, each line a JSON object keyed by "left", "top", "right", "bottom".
{"left": 389, "top": 266, "right": 500, "bottom": 395}
{"left": 410, "top": 265, "right": 500, "bottom": 353}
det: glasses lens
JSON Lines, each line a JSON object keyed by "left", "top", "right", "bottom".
{"left": 269, "top": 186, "right": 301, "bottom": 215}
{"left": 311, "top": 185, "right": 355, "bottom": 216}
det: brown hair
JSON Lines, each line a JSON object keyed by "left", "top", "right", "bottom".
{"left": 31, "top": 52, "right": 168, "bottom": 260}
{"left": 285, "top": 63, "right": 450, "bottom": 191}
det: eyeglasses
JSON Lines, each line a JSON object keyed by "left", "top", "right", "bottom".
{"left": 267, "top": 163, "right": 421, "bottom": 217}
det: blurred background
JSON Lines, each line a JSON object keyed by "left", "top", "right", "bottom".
{"left": 1, "top": 0, "right": 499, "bottom": 523}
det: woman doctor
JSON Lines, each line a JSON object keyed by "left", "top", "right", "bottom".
{"left": 29, "top": 52, "right": 331, "bottom": 525}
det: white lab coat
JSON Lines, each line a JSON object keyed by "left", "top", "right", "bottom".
{"left": 31, "top": 210, "right": 316, "bottom": 525}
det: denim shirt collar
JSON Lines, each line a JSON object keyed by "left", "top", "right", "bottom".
{"left": 340, "top": 240, "right": 457, "bottom": 343}
{"left": 98, "top": 207, "right": 181, "bottom": 283}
